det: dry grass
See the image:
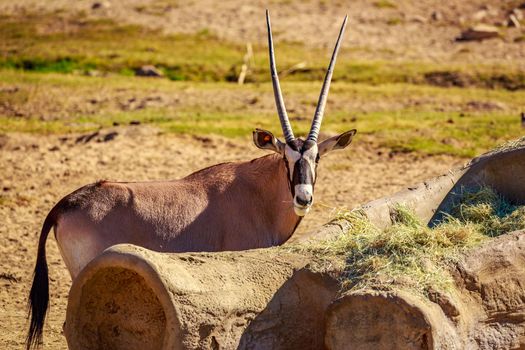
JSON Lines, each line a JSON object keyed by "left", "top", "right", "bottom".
{"left": 291, "top": 187, "right": 525, "bottom": 294}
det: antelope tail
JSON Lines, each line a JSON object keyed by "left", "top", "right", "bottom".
{"left": 26, "top": 209, "right": 56, "bottom": 350}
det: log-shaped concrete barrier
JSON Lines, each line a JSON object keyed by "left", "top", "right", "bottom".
{"left": 64, "top": 231, "right": 525, "bottom": 349}
{"left": 64, "top": 245, "right": 340, "bottom": 350}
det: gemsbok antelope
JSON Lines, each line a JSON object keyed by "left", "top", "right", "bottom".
{"left": 26, "top": 10, "right": 356, "bottom": 349}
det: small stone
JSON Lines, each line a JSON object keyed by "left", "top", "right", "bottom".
{"left": 472, "top": 10, "right": 487, "bottom": 21}
{"left": 135, "top": 65, "right": 164, "bottom": 77}
{"left": 92, "top": 2, "right": 110, "bottom": 10}
{"left": 75, "top": 131, "right": 99, "bottom": 144}
{"left": 456, "top": 25, "right": 500, "bottom": 41}
{"left": 410, "top": 15, "right": 427, "bottom": 23}
{"left": 86, "top": 70, "right": 103, "bottom": 77}
{"left": 508, "top": 14, "right": 521, "bottom": 28}
{"left": 102, "top": 132, "right": 118, "bottom": 142}
{"left": 430, "top": 11, "right": 442, "bottom": 21}
{"left": 512, "top": 8, "right": 524, "bottom": 20}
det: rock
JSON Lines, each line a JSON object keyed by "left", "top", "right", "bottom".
{"left": 508, "top": 9, "right": 523, "bottom": 27}
{"left": 430, "top": 11, "right": 442, "bottom": 21}
{"left": 456, "top": 25, "right": 500, "bottom": 41}
{"left": 410, "top": 15, "right": 427, "bottom": 23}
{"left": 86, "top": 70, "right": 103, "bottom": 77}
{"left": 135, "top": 65, "right": 164, "bottom": 77}
{"left": 75, "top": 131, "right": 100, "bottom": 144}
{"left": 508, "top": 14, "right": 521, "bottom": 28}
{"left": 472, "top": 10, "right": 488, "bottom": 21}
{"left": 91, "top": 2, "right": 110, "bottom": 10}
{"left": 512, "top": 8, "right": 524, "bottom": 20}
{"left": 102, "top": 132, "right": 118, "bottom": 142}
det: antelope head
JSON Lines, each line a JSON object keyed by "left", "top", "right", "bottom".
{"left": 254, "top": 10, "right": 356, "bottom": 217}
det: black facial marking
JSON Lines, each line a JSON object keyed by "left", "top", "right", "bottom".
{"left": 284, "top": 138, "right": 319, "bottom": 198}
{"left": 282, "top": 156, "right": 295, "bottom": 197}
{"left": 292, "top": 158, "right": 314, "bottom": 188}
{"left": 287, "top": 139, "right": 303, "bottom": 151}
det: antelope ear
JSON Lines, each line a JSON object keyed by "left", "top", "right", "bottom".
{"left": 253, "top": 129, "right": 285, "bottom": 154}
{"left": 318, "top": 129, "right": 357, "bottom": 156}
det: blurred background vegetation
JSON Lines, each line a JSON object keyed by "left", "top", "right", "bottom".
{"left": 1, "top": 1, "right": 524, "bottom": 157}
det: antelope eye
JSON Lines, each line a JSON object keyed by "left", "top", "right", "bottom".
{"left": 315, "top": 154, "right": 320, "bottom": 163}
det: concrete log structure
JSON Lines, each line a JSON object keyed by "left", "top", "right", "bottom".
{"left": 64, "top": 246, "right": 340, "bottom": 350}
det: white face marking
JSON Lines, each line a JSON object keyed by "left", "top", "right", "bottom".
{"left": 284, "top": 144, "right": 301, "bottom": 180}
{"left": 302, "top": 144, "right": 318, "bottom": 183}
{"left": 294, "top": 184, "right": 313, "bottom": 216}
{"left": 294, "top": 184, "right": 313, "bottom": 201}
{"left": 293, "top": 205, "right": 311, "bottom": 216}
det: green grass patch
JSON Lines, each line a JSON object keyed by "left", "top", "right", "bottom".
{"left": 0, "top": 109, "right": 277, "bottom": 137}
{"left": 373, "top": 0, "right": 397, "bottom": 9}
{"left": 2, "top": 108, "right": 520, "bottom": 158}
{"left": 291, "top": 186, "right": 525, "bottom": 294}
{"left": 329, "top": 110, "right": 524, "bottom": 157}
{"left": 1, "top": 71, "right": 524, "bottom": 157}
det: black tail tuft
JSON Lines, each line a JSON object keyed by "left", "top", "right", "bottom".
{"left": 26, "top": 214, "right": 54, "bottom": 350}
{"left": 26, "top": 254, "right": 48, "bottom": 350}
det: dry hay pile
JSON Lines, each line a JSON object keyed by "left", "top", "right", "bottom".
{"left": 293, "top": 186, "right": 525, "bottom": 295}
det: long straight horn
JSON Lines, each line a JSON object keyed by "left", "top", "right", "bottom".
{"left": 266, "top": 9, "right": 295, "bottom": 143}
{"left": 307, "top": 15, "right": 348, "bottom": 142}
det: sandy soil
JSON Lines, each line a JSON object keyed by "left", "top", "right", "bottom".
{"left": 0, "top": 125, "right": 460, "bottom": 349}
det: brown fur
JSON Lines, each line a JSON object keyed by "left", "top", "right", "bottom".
{"left": 61, "top": 153, "right": 298, "bottom": 252}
